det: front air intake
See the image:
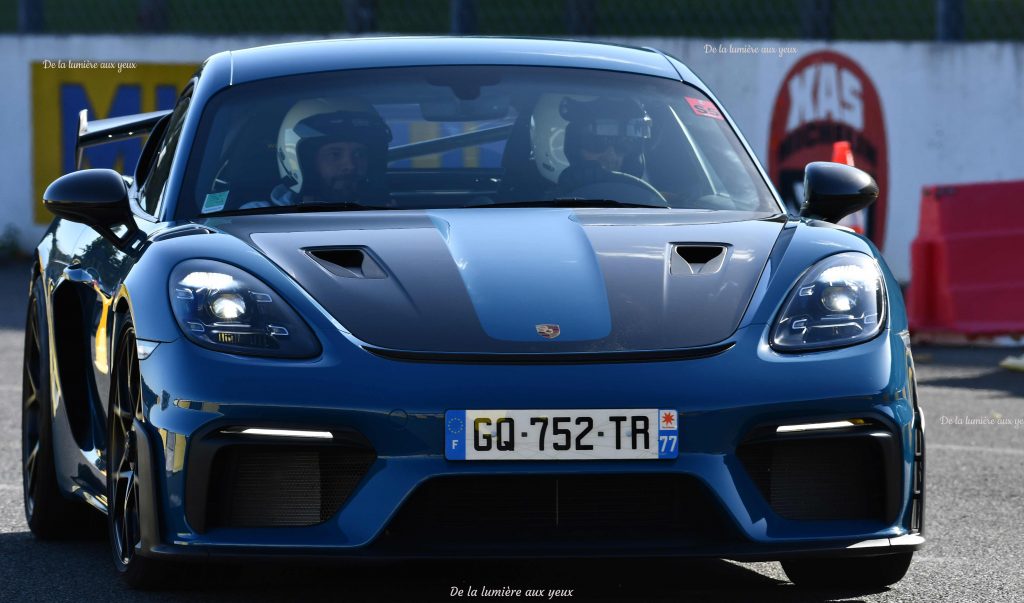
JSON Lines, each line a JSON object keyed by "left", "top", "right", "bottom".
{"left": 373, "top": 474, "right": 741, "bottom": 554}
{"left": 206, "top": 445, "right": 376, "bottom": 528}
{"left": 737, "top": 428, "right": 900, "bottom": 522}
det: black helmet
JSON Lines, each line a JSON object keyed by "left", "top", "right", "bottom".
{"left": 560, "top": 96, "right": 652, "bottom": 178}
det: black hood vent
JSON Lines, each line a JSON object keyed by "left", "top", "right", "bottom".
{"left": 672, "top": 244, "right": 727, "bottom": 275}
{"left": 307, "top": 247, "right": 387, "bottom": 279}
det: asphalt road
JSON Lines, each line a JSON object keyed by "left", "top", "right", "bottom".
{"left": 1, "top": 259, "right": 1022, "bottom": 602}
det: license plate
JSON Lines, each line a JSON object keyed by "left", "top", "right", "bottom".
{"left": 444, "top": 409, "right": 678, "bottom": 460}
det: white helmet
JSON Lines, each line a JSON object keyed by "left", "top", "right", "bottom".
{"left": 277, "top": 97, "right": 392, "bottom": 195}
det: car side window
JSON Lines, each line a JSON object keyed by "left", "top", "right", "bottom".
{"left": 140, "top": 95, "right": 191, "bottom": 216}
{"left": 133, "top": 115, "right": 169, "bottom": 191}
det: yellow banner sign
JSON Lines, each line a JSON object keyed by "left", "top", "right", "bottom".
{"left": 31, "top": 62, "right": 197, "bottom": 223}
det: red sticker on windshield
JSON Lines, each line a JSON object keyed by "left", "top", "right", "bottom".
{"left": 686, "top": 97, "right": 724, "bottom": 120}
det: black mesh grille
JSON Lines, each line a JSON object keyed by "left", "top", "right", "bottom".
{"left": 208, "top": 445, "right": 375, "bottom": 528}
{"left": 737, "top": 435, "right": 887, "bottom": 521}
{"left": 377, "top": 474, "right": 738, "bottom": 551}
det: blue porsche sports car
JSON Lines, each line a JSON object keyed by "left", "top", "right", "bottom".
{"left": 24, "top": 37, "right": 924, "bottom": 589}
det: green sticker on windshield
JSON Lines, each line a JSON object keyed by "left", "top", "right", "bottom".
{"left": 201, "top": 191, "right": 229, "bottom": 214}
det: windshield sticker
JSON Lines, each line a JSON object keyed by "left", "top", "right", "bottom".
{"left": 685, "top": 97, "right": 724, "bottom": 120}
{"left": 201, "top": 191, "right": 229, "bottom": 214}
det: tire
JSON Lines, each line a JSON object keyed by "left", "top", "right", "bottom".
{"left": 782, "top": 552, "right": 913, "bottom": 589}
{"left": 22, "top": 274, "right": 102, "bottom": 538}
{"left": 107, "top": 314, "right": 171, "bottom": 589}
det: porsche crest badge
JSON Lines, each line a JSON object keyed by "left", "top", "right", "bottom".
{"left": 535, "top": 324, "right": 561, "bottom": 339}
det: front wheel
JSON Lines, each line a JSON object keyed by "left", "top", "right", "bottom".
{"left": 107, "top": 316, "right": 169, "bottom": 589}
{"left": 782, "top": 552, "right": 913, "bottom": 589}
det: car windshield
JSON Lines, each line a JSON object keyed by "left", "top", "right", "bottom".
{"left": 177, "top": 66, "right": 780, "bottom": 218}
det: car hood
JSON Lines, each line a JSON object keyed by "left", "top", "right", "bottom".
{"left": 209, "top": 209, "right": 786, "bottom": 355}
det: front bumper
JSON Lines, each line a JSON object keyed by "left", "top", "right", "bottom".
{"left": 134, "top": 322, "right": 924, "bottom": 561}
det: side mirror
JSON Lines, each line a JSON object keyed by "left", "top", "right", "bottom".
{"left": 43, "top": 169, "right": 134, "bottom": 244}
{"left": 799, "top": 162, "right": 878, "bottom": 224}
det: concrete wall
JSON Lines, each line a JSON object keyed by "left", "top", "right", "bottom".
{"left": 2, "top": 34, "right": 1022, "bottom": 281}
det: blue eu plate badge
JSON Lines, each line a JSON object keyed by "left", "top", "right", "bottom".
{"left": 445, "top": 410, "right": 467, "bottom": 460}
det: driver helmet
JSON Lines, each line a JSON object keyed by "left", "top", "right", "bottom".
{"left": 560, "top": 96, "right": 652, "bottom": 178}
{"left": 277, "top": 97, "right": 392, "bottom": 196}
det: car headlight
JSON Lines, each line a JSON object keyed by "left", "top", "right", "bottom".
{"left": 169, "top": 259, "right": 320, "bottom": 358}
{"left": 771, "top": 252, "right": 887, "bottom": 352}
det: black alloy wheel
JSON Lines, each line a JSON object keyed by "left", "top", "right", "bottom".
{"left": 109, "top": 322, "right": 144, "bottom": 568}
{"left": 22, "top": 284, "right": 45, "bottom": 522}
{"left": 107, "top": 317, "right": 174, "bottom": 589}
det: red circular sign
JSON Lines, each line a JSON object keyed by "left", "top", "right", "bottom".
{"left": 768, "top": 51, "right": 888, "bottom": 248}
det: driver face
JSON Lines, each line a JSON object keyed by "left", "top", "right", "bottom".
{"left": 314, "top": 140, "right": 369, "bottom": 202}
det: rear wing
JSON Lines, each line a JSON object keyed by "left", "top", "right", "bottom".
{"left": 76, "top": 108, "right": 171, "bottom": 170}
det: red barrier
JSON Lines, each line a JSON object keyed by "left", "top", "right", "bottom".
{"left": 909, "top": 180, "right": 1024, "bottom": 336}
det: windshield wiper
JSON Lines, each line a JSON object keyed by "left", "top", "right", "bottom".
{"left": 208, "top": 202, "right": 397, "bottom": 217}
{"left": 480, "top": 198, "right": 667, "bottom": 209}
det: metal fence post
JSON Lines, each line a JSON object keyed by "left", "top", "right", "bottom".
{"left": 800, "top": 0, "right": 833, "bottom": 40}
{"left": 566, "top": 0, "right": 596, "bottom": 36}
{"left": 936, "top": 0, "right": 965, "bottom": 41}
{"left": 344, "top": 0, "right": 377, "bottom": 34}
{"left": 451, "top": 0, "right": 478, "bottom": 35}
{"left": 18, "top": 0, "right": 45, "bottom": 33}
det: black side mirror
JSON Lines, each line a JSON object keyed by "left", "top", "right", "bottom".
{"left": 799, "top": 162, "right": 878, "bottom": 224}
{"left": 43, "top": 169, "right": 135, "bottom": 245}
